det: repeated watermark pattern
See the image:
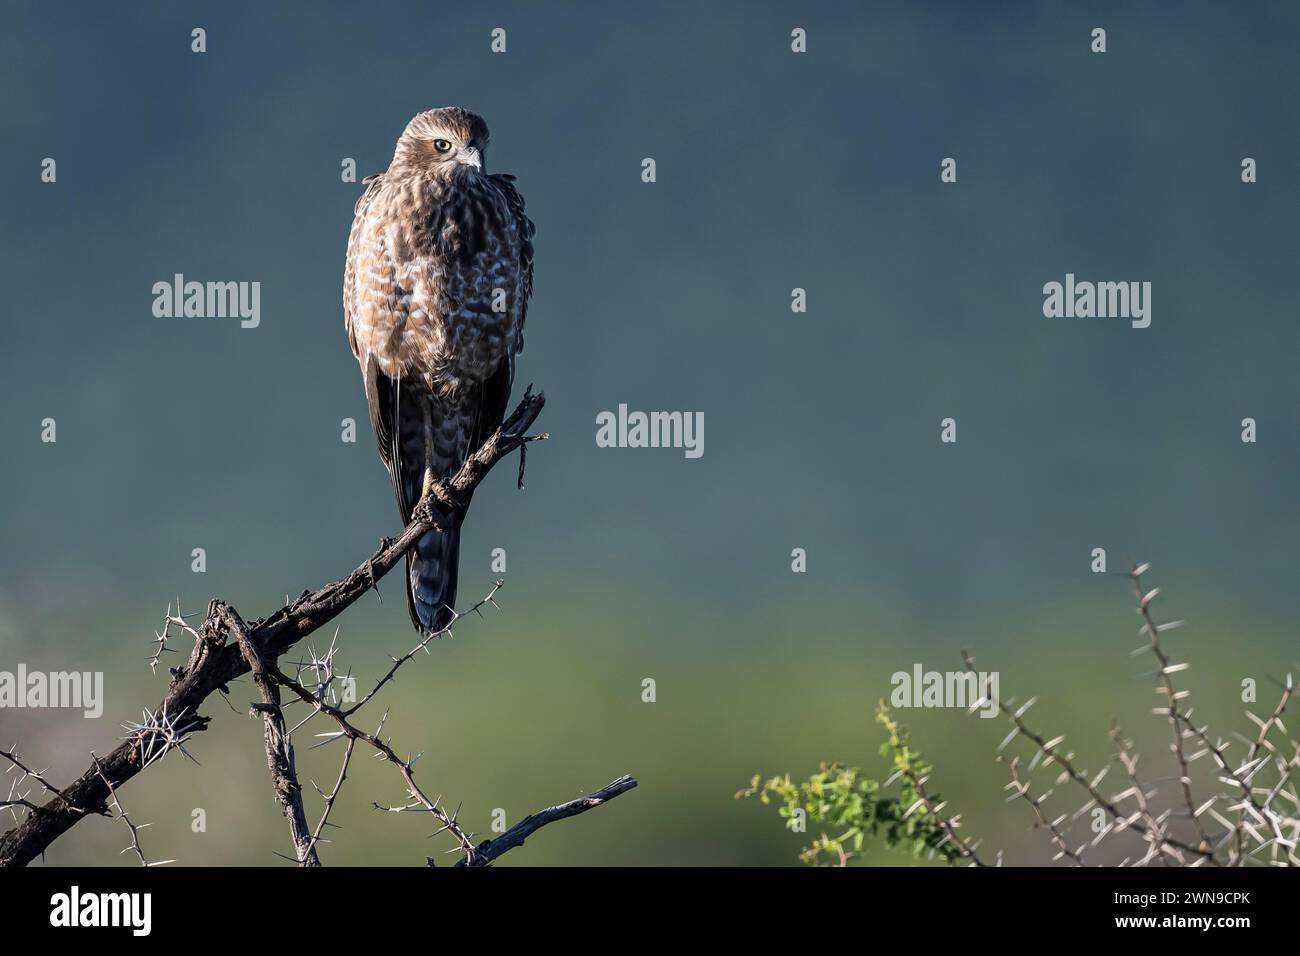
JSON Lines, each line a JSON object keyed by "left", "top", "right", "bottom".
{"left": 151, "top": 274, "right": 261, "bottom": 328}
{"left": 596, "top": 405, "right": 704, "bottom": 459}
{"left": 890, "top": 664, "right": 999, "bottom": 718}
{"left": 0, "top": 667, "right": 103, "bottom": 718}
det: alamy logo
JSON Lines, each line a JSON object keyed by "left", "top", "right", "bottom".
{"left": 0, "top": 665, "right": 103, "bottom": 717}
{"left": 1042, "top": 273, "right": 1151, "bottom": 328}
{"left": 50, "top": 886, "right": 151, "bottom": 936}
{"left": 596, "top": 404, "right": 704, "bottom": 459}
{"left": 890, "top": 664, "right": 999, "bottom": 718}
{"left": 152, "top": 274, "right": 261, "bottom": 328}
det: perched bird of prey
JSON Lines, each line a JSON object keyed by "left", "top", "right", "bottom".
{"left": 344, "top": 107, "right": 534, "bottom": 634}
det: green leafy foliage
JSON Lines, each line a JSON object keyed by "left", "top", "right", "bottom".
{"left": 737, "top": 701, "right": 961, "bottom": 866}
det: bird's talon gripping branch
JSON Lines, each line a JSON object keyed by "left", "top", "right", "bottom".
{"left": 409, "top": 498, "right": 435, "bottom": 527}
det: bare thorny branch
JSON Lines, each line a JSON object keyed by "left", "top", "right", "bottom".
{"left": 1108, "top": 720, "right": 1180, "bottom": 867}
{"left": 1, "top": 747, "right": 94, "bottom": 822}
{"left": 222, "top": 603, "right": 320, "bottom": 866}
{"left": 91, "top": 754, "right": 172, "bottom": 867}
{"left": 889, "top": 759, "right": 990, "bottom": 867}
{"left": 0, "top": 388, "right": 638, "bottom": 867}
{"left": 273, "top": 666, "right": 479, "bottom": 860}
{"left": 1130, "top": 565, "right": 1214, "bottom": 857}
{"left": 1003, "top": 755, "right": 1084, "bottom": 866}
{"left": 952, "top": 562, "right": 1298, "bottom": 867}
{"left": 303, "top": 736, "right": 354, "bottom": 861}
{"left": 960, "top": 652, "right": 1211, "bottom": 866}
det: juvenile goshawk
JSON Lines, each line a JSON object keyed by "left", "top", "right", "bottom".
{"left": 344, "top": 107, "right": 534, "bottom": 634}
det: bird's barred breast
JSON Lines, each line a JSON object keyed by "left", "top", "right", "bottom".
{"left": 348, "top": 189, "right": 525, "bottom": 393}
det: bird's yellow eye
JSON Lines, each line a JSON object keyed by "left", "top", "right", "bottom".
{"left": 433, "top": 139, "right": 452, "bottom": 153}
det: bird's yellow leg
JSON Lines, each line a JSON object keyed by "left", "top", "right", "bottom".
{"left": 421, "top": 403, "right": 438, "bottom": 501}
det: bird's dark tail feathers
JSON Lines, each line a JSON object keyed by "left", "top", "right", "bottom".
{"left": 406, "top": 525, "right": 460, "bottom": 636}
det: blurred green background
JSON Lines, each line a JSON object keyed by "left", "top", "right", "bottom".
{"left": 1, "top": 1, "right": 1297, "bottom": 865}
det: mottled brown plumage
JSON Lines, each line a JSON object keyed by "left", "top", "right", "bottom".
{"left": 344, "top": 107, "right": 534, "bottom": 634}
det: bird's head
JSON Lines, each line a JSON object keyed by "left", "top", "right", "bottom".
{"left": 392, "top": 107, "right": 490, "bottom": 179}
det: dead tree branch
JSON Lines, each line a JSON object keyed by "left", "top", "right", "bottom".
{"left": 223, "top": 604, "right": 319, "bottom": 866}
{"left": 0, "top": 388, "right": 630, "bottom": 868}
{"left": 271, "top": 666, "right": 479, "bottom": 860}
{"left": 1, "top": 748, "right": 100, "bottom": 823}
{"left": 91, "top": 753, "right": 171, "bottom": 867}
{"left": 454, "top": 775, "right": 639, "bottom": 867}
{"left": 303, "top": 736, "right": 355, "bottom": 862}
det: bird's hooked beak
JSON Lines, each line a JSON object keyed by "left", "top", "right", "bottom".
{"left": 458, "top": 146, "right": 482, "bottom": 171}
